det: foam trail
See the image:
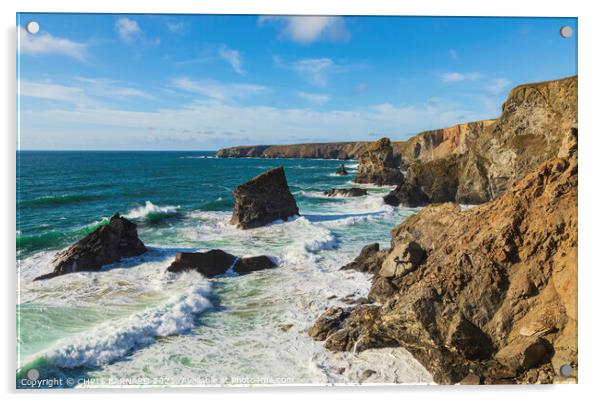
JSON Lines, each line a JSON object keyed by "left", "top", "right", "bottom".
{"left": 36, "top": 272, "right": 211, "bottom": 369}
{"left": 125, "top": 201, "right": 180, "bottom": 222}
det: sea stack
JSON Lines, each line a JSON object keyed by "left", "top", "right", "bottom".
{"left": 34, "top": 214, "right": 147, "bottom": 281}
{"left": 335, "top": 164, "right": 348, "bottom": 176}
{"left": 230, "top": 166, "right": 299, "bottom": 229}
{"left": 354, "top": 138, "right": 403, "bottom": 185}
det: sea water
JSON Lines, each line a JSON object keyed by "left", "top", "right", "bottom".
{"left": 16, "top": 151, "right": 432, "bottom": 387}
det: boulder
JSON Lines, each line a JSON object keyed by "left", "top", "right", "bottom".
{"left": 167, "top": 250, "right": 236, "bottom": 277}
{"left": 233, "top": 255, "right": 277, "bottom": 274}
{"left": 34, "top": 214, "right": 147, "bottom": 281}
{"left": 335, "top": 164, "right": 348, "bottom": 176}
{"left": 354, "top": 138, "right": 404, "bottom": 185}
{"left": 379, "top": 241, "right": 426, "bottom": 278}
{"left": 230, "top": 167, "right": 299, "bottom": 229}
{"left": 323, "top": 188, "right": 367, "bottom": 198}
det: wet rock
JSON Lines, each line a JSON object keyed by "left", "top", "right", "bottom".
{"left": 460, "top": 373, "right": 482, "bottom": 385}
{"left": 340, "top": 243, "right": 387, "bottom": 274}
{"left": 233, "top": 255, "right": 277, "bottom": 274}
{"left": 323, "top": 188, "right": 367, "bottom": 197}
{"left": 335, "top": 164, "right": 348, "bottom": 176}
{"left": 278, "top": 324, "right": 294, "bottom": 332}
{"left": 308, "top": 307, "right": 351, "bottom": 341}
{"left": 354, "top": 138, "right": 403, "bottom": 186}
{"left": 167, "top": 250, "right": 236, "bottom": 277}
{"left": 230, "top": 166, "right": 299, "bottom": 229}
{"left": 34, "top": 214, "right": 147, "bottom": 281}
{"left": 360, "top": 369, "right": 377, "bottom": 382}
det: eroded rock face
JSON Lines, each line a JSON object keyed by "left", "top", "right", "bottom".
{"left": 354, "top": 138, "right": 403, "bottom": 186}
{"left": 34, "top": 214, "right": 147, "bottom": 281}
{"left": 386, "top": 76, "right": 577, "bottom": 207}
{"left": 313, "top": 129, "right": 578, "bottom": 384}
{"left": 340, "top": 243, "right": 388, "bottom": 274}
{"left": 230, "top": 167, "right": 299, "bottom": 229}
{"left": 323, "top": 188, "right": 367, "bottom": 198}
{"left": 167, "top": 250, "right": 236, "bottom": 277}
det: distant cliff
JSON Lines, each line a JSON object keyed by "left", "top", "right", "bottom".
{"left": 216, "top": 142, "right": 372, "bottom": 160}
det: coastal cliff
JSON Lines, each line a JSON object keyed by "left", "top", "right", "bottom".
{"left": 311, "top": 128, "right": 578, "bottom": 384}
{"left": 216, "top": 142, "right": 372, "bottom": 160}
{"left": 386, "top": 76, "right": 578, "bottom": 206}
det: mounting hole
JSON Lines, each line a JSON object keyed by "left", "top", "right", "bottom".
{"left": 560, "top": 26, "right": 573, "bottom": 39}
{"left": 560, "top": 364, "right": 573, "bottom": 377}
{"left": 25, "top": 21, "right": 39, "bottom": 34}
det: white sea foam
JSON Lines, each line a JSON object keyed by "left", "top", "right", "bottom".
{"left": 26, "top": 270, "right": 212, "bottom": 369}
{"left": 125, "top": 201, "right": 180, "bottom": 221}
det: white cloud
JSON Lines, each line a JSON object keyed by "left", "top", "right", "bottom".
{"left": 74, "top": 77, "right": 153, "bottom": 99}
{"left": 19, "top": 80, "right": 91, "bottom": 106}
{"left": 297, "top": 91, "right": 330, "bottom": 105}
{"left": 258, "top": 16, "right": 350, "bottom": 44}
{"left": 171, "top": 77, "right": 268, "bottom": 102}
{"left": 166, "top": 22, "right": 187, "bottom": 33}
{"left": 115, "top": 17, "right": 141, "bottom": 42}
{"left": 18, "top": 27, "right": 88, "bottom": 61}
{"left": 218, "top": 45, "right": 245, "bottom": 75}
{"left": 488, "top": 78, "right": 512, "bottom": 95}
{"left": 441, "top": 72, "right": 481, "bottom": 83}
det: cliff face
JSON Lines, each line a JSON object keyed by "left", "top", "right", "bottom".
{"left": 216, "top": 142, "right": 372, "bottom": 160}
{"left": 386, "top": 76, "right": 577, "bottom": 206}
{"left": 354, "top": 138, "right": 404, "bottom": 185}
{"left": 310, "top": 128, "right": 578, "bottom": 384}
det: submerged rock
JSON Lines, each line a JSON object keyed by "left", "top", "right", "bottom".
{"left": 354, "top": 138, "right": 403, "bottom": 186}
{"left": 34, "top": 214, "right": 147, "bottom": 281}
{"left": 233, "top": 255, "right": 277, "bottom": 274}
{"left": 230, "top": 166, "right": 299, "bottom": 229}
{"left": 335, "top": 164, "right": 348, "bottom": 176}
{"left": 323, "top": 188, "right": 367, "bottom": 198}
{"left": 167, "top": 250, "right": 236, "bottom": 277}
{"left": 312, "top": 128, "right": 578, "bottom": 384}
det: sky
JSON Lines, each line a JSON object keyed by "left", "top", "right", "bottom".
{"left": 17, "top": 14, "right": 577, "bottom": 150}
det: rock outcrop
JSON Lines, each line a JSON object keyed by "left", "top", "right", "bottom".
{"left": 340, "top": 243, "right": 387, "bottom": 274}
{"left": 167, "top": 250, "right": 277, "bottom": 276}
{"left": 386, "top": 76, "right": 577, "bottom": 207}
{"left": 34, "top": 214, "right": 147, "bottom": 281}
{"left": 335, "top": 164, "right": 348, "bottom": 176}
{"left": 354, "top": 138, "right": 404, "bottom": 186}
{"left": 167, "top": 250, "right": 237, "bottom": 276}
{"left": 323, "top": 188, "right": 367, "bottom": 198}
{"left": 312, "top": 128, "right": 578, "bottom": 384}
{"left": 230, "top": 167, "right": 299, "bottom": 229}
{"left": 232, "top": 256, "right": 277, "bottom": 274}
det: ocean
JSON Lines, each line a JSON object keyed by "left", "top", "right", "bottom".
{"left": 16, "top": 151, "right": 432, "bottom": 387}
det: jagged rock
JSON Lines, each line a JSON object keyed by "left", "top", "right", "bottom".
{"left": 230, "top": 167, "right": 299, "bottom": 229}
{"left": 354, "top": 138, "right": 404, "bottom": 186}
{"left": 379, "top": 241, "right": 426, "bottom": 278}
{"left": 335, "top": 164, "right": 348, "bottom": 176}
{"left": 167, "top": 250, "right": 236, "bottom": 277}
{"left": 323, "top": 188, "right": 367, "bottom": 198}
{"left": 340, "top": 243, "right": 387, "bottom": 274}
{"left": 385, "top": 76, "right": 577, "bottom": 207}
{"left": 308, "top": 307, "right": 351, "bottom": 341}
{"left": 233, "top": 255, "right": 277, "bottom": 274}
{"left": 313, "top": 129, "right": 578, "bottom": 384}
{"left": 34, "top": 214, "right": 147, "bottom": 281}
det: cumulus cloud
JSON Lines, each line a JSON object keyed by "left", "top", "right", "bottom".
{"left": 258, "top": 16, "right": 350, "bottom": 44}
{"left": 115, "top": 17, "right": 141, "bottom": 42}
{"left": 296, "top": 91, "right": 330, "bottom": 105}
{"left": 218, "top": 45, "right": 245, "bottom": 75}
{"left": 441, "top": 71, "right": 481, "bottom": 83}
{"left": 18, "top": 27, "right": 88, "bottom": 61}
{"left": 171, "top": 77, "right": 268, "bottom": 102}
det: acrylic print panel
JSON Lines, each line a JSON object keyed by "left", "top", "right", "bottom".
{"left": 16, "top": 13, "right": 577, "bottom": 388}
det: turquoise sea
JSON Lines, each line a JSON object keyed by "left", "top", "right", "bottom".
{"left": 16, "top": 151, "right": 431, "bottom": 387}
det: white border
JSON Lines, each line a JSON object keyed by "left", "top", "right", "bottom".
{"left": 2, "top": 1, "right": 601, "bottom": 402}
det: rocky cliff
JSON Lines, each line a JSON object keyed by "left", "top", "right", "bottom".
{"left": 386, "top": 76, "right": 577, "bottom": 206}
{"left": 310, "top": 128, "right": 578, "bottom": 384}
{"left": 354, "top": 138, "right": 404, "bottom": 185}
{"left": 216, "top": 142, "right": 372, "bottom": 160}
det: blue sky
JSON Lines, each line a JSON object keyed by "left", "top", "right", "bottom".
{"left": 17, "top": 14, "right": 577, "bottom": 150}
